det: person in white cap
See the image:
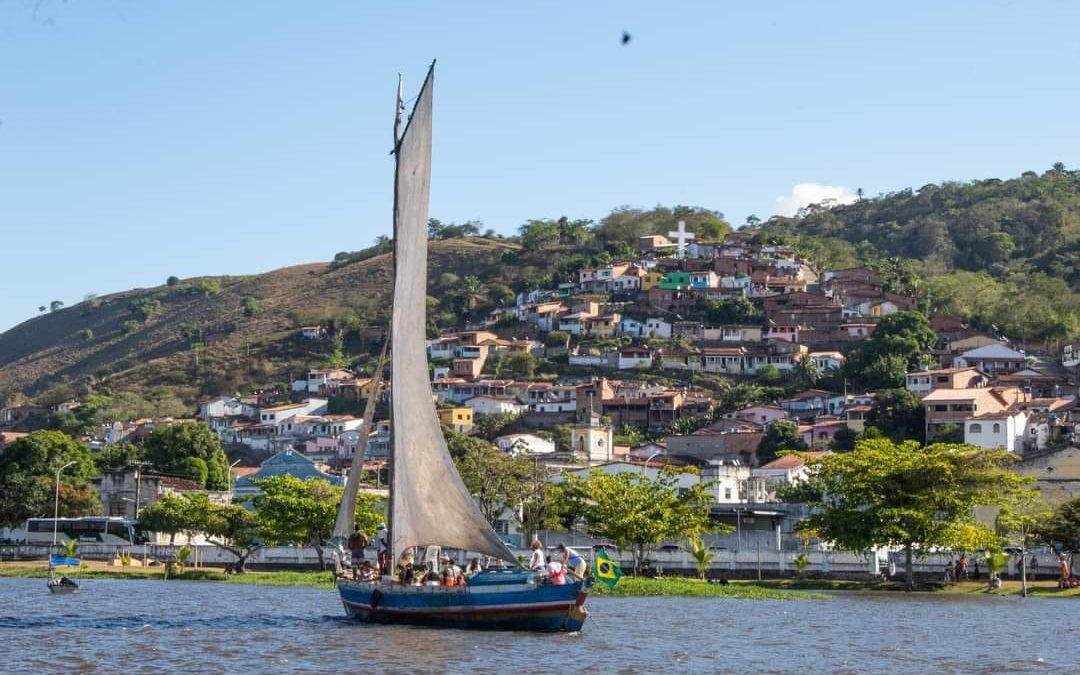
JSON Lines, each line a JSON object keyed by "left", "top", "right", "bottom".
{"left": 376, "top": 523, "right": 388, "bottom": 574}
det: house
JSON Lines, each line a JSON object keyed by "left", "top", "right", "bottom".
{"left": 233, "top": 449, "right": 343, "bottom": 498}
{"left": 963, "top": 411, "right": 1028, "bottom": 454}
{"left": 905, "top": 367, "right": 988, "bottom": 397}
{"left": 954, "top": 344, "right": 1028, "bottom": 374}
{"left": 780, "top": 389, "right": 845, "bottom": 420}
{"left": 664, "top": 423, "right": 765, "bottom": 465}
{"left": 618, "top": 316, "right": 644, "bottom": 337}
{"left": 845, "top": 404, "right": 871, "bottom": 432}
{"left": 636, "top": 234, "right": 674, "bottom": 253}
{"left": 437, "top": 406, "right": 474, "bottom": 432}
{"left": 750, "top": 453, "right": 822, "bottom": 502}
{"left": 0, "top": 431, "right": 28, "bottom": 448}
{"left": 300, "top": 326, "right": 324, "bottom": 340}
{"left": 718, "top": 325, "right": 763, "bottom": 343}
{"left": 639, "top": 271, "right": 665, "bottom": 291}
{"left": 306, "top": 369, "right": 356, "bottom": 394}
{"left": 808, "top": 351, "right": 844, "bottom": 372}
{"left": 702, "top": 459, "right": 752, "bottom": 503}
{"left": 463, "top": 395, "right": 527, "bottom": 416}
{"left": 616, "top": 346, "right": 653, "bottom": 370}
{"left": 701, "top": 347, "right": 749, "bottom": 375}
{"left": 1063, "top": 343, "right": 1080, "bottom": 369}
{"left": 658, "top": 271, "right": 692, "bottom": 290}
{"left": 494, "top": 433, "right": 556, "bottom": 456}
{"left": 585, "top": 313, "right": 621, "bottom": 337}
{"left": 643, "top": 317, "right": 672, "bottom": 338}
{"left": 923, "top": 387, "right": 1023, "bottom": 439}
{"left": 95, "top": 468, "right": 231, "bottom": 540}
{"left": 0, "top": 405, "right": 48, "bottom": 428}
{"left": 766, "top": 322, "right": 800, "bottom": 343}
{"left": 730, "top": 404, "right": 787, "bottom": 427}
{"left": 689, "top": 270, "right": 719, "bottom": 289}
{"left": 525, "top": 302, "right": 567, "bottom": 332}
{"left": 258, "top": 399, "right": 328, "bottom": 426}
{"left": 946, "top": 334, "right": 1002, "bottom": 354}
{"left": 993, "top": 368, "right": 1069, "bottom": 399}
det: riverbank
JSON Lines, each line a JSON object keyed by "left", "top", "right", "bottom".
{"left": 5, "top": 561, "right": 1072, "bottom": 598}
{"left": 747, "top": 577, "right": 1080, "bottom": 597}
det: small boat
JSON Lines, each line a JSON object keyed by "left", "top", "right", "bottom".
{"left": 47, "top": 555, "right": 81, "bottom": 594}
{"left": 332, "top": 62, "right": 589, "bottom": 632}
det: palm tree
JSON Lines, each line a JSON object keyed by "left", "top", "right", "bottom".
{"left": 461, "top": 276, "right": 486, "bottom": 312}
{"left": 684, "top": 535, "right": 715, "bottom": 581}
{"left": 795, "top": 353, "right": 820, "bottom": 389}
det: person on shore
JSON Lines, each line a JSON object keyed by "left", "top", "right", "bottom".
{"left": 558, "top": 543, "right": 587, "bottom": 580}
{"left": 376, "top": 523, "right": 388, "bottom": 574}
{"left": 972, "top": 559, "right": 980, "bottom": 581}
{"left": 1028, "top": 555, "right": 1038, "bottom": 579}
{"left": 1059, "top": 556, "right": 1071, "bottom": 588}
{"left": 945, "top": 560, "right": 954, "bottom": 583}
{"left": 528, "top": 539, "right": 545, "bottom": 570}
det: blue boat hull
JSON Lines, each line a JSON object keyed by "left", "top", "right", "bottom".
{"left": 337, "top": 574, "right": 589, "bottom": 632}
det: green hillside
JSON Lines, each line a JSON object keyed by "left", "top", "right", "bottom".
{"left": 753, "top": 165, "right": 1080, "bottom": 341}
{"left": 0, "top": 238, "right": 519, "bottom": 407}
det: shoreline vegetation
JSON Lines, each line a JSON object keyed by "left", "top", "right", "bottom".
{"left": 4, "top": 561, "right": 1076, "bottom": 598}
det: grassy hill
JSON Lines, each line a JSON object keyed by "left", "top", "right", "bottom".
{"left": 0, "top": 238, "right": 519, "bottom": 406}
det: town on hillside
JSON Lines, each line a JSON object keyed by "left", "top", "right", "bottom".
{"left": 2, "top": 226, "right": 1079, "bottom": 575}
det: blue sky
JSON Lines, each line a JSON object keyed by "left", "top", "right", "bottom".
{"left": 2, "top": 1, "right": 1079, "bottom": 332}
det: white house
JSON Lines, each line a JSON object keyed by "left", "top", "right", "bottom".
{"left": 463, "top": 395, "right": 527, "bottom": 416}
{"left": 954, "top": 343, "right": 1027, "bottom": 374}
{"left": 808, "top": 351, "right": 845, "bottom": 372}
{"left": 702, "top": 459, "right": 751, "bottom": 503}
{"left": 258, "top": 399, "right": 328, "bottom": 426}
{"left": 964, "top": 411, "right": 1028, "bottom": 454}
{"left": 1062, "top": 343, "right": 1080, "bottom": 369}
{"left": 494, "top": 433, "right": 556, "bottom": 456}
{"left": 616, "top": 347, "right": 653, "bottom": 370}
{"left": 749, "top": 453, "right": 818, "bottom": 502}
{"left": 643, "top": 317, "right": 672, "bottom": 338}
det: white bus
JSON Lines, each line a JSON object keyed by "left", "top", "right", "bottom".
{"left": 24, "top": 517, "right": 147, "bottom": 546}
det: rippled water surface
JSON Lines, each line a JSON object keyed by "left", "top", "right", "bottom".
{"left": 3, "top": 577, "right": 1077, "bottom": 674}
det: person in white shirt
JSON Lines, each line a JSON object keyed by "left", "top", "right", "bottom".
{"left": 528, "top": 539, "right": 545, "bottom": 570}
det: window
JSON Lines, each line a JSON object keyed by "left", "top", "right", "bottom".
{"left": 992, "top": 423, "right": 1001, "bottom": 433}
{"left": 936, "top": 376, "right": 949, "bottom": 383}
{"left": 724, "top": 488, "right": 732, "bottom": 499}
{"left": 969, "top": 423, "right": 982, "bottom": 433}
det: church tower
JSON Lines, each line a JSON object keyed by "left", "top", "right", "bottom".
{"left": 571, "top": 410, "right": 613, "bottom": 465}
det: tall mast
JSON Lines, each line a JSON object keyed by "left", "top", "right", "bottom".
{"left": 385, "top": 73, "right": 405, "bottom": 574}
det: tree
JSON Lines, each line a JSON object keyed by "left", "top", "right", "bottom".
{"left": 166, "top": 276, "right": 180, "bottom": 286}
{"left": 756, "top": 420, "right": 807, "bottom": 465}
{"left": 503, "top": 351, "right": 538, "bottom": 379}
{"left": 50, "top": 300, "right": 64, "bottom": 312}
{"left": 241, "top": 297, "right": 261, "bottom": 317}
{"left": 544, "top": 331, "right": 570, "bottom": 350}
{"left": 792, "top": 439, "right": 1030, "bottom": 589}
{"left": 668, "top": 415, "right": 709, "bottom": 436}
{"left": 0, "top": 431, "right": 98, "bottom": 527}
{"left": 38, "top": 305, "right": 46, "bottom": 314}
{"left": 204, "top": 501, "right": 262, "bottom": 573}
{"left": 80, "top": 329, "right": 94, "bottom": 342}
{"left": 141, "top": 423, "right": 230, "bottom": 490}
{"left": 138, "top": 494, "right": 202, "bottom": 545}
{"left": 755, "top": 364, "right": 782, "bottom": 386}
{"left": 474, "top": 411, "right": 522, "bottom": 442}
{"left": 92, "top": 443, "right": 142, "bottom": 473}
{"left": 830, "top": 426, "right": 859, "bottom": 452}
{"left": 998, "top": 492, "right": 1052, "bottom": 597}
{"left": 513, "top": 458, "right": 566, "bottom": 545}
{"left": 793, "top": 353, "right": 820, "bottom": 389}
{"left": 866, "top": 388, "right": 924, "bottom": 442}
{"left": 252, "top": 475, "right": 381, "bottom": 570}
{"left": 684, "top": 535, "right": 716, "bottom": 581}
{"left": 844, "top": 312, "right": 937, "bottom": 390}
{"left": 452, "top": 443, "right": 522, "bottom": 527}
{"left": 563, "top": 469, "right": 715, "bottom": 574}
{"left": 1038, "top": 497, "right": 1080, "bottom": 552}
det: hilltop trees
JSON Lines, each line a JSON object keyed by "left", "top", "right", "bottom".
{"left": 598, "top": 205, "right": 731, "bottom": 245}
{"left": 843, "top": 311, "right": 936, "bottom": 390}
{"left": 786, "top": 439, "right": 1029, "bottom": 589}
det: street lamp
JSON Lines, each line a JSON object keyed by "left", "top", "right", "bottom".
{"left": 53, "top": 461, "right": 77, "bottom": 547}
{"left": 228, "top": 458, "right": 242, "bottom": 499}
{"left": 643, "top": 450, "right": 664, "bottom": 473}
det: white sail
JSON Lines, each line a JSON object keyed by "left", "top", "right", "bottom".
{"left": 389, "top": 64, "right": 517, "bottom": 564}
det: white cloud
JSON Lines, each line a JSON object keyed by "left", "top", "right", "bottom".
{"left": 772, "top": 183, "right": 858, "bottom": 217}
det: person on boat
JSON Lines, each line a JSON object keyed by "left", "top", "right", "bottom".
{"left": 528, "top": 539, "right": 545, "bottom": 570}
{"left": 376, "top": 523, "right": 388, "bottom": 574}
{"left": 546, "top": 556, "right": 566, "bottom": 585}
{"left": 398, "top": 548, "right": 415, "bottom": 584}
{"left": 424, "top": 570, "right": 441, "bottom": 586}
{"left": 348, "top": 527, "right": 369, "bottom": 567}
{"left": 558, "top": 543, "right": 587, "bottom": 580}
{"left": 465, "top": 558, "right": 483, "bottom": 577}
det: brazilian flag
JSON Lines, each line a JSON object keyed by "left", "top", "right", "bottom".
{"left": 593, "top": 549, "right": 623, "bottom": 588}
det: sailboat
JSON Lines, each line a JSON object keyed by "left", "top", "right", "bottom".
{"left": 334, "top": 62, "right": 590, "bottom": 631}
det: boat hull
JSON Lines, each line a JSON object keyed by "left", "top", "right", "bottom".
{"left": 337, "top": 577, "right": 589, "bottom": 632}
{"left": 47, "top": 581, "right": 79, "bottom": 594}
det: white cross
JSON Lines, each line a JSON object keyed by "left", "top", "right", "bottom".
{"left": 667, "top": 220, "right": 695, "bottom": 259}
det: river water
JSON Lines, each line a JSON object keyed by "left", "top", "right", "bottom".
{"left": 2, "top": 577, "right": 1076, "bottom": 674}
